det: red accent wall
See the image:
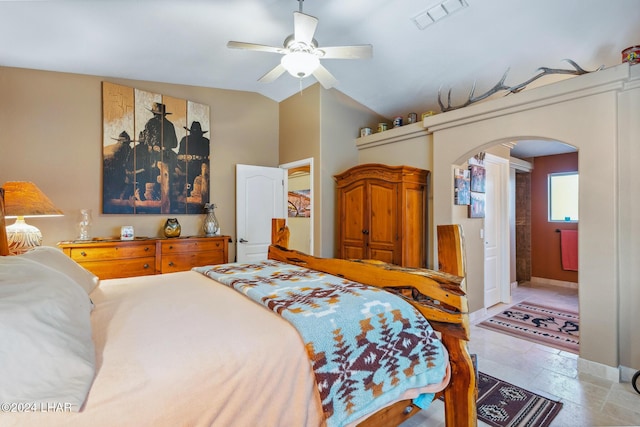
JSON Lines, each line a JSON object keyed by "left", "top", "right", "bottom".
{"left": 530, "top": 152, "right": 579, "bottom": 282}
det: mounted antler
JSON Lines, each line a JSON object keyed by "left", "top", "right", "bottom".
{"left": 438, "top": 59, "right": 604, "bottom": 112}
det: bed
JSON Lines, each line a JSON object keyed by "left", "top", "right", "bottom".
{"left": 0, "top": 190, "right": 477, "bottom": 427}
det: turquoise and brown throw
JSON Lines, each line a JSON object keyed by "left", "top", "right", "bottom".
{"left": 195, "top": 260, "right": 448, "bottom": 427}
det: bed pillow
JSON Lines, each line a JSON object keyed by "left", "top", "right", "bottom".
{"left": 21, "top": 246, "right": 99, "bottom": 295}
{"left": 0, "top": 256, "right": 96, "bottom": 412}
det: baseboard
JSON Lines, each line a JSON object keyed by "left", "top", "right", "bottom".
{"left": 619, "top": 365, "right": 639, "bottom": 382}
{"left": 577, "top": 357, "right": 620, "bottom": 382}
{"left": 530, "top": 276, "right": 578, "bottom": 289}
{"left": 469, "top": 307, "right": 488, "bottom": 323}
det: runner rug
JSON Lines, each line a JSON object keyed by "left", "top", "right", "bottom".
{"left": 476, "top": 301, "right": 579, "bottom": 354}
{"left": 477, "top": 372, "right": 563, "bottom": 427}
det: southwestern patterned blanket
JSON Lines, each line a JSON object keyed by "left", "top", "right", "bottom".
{"left": 194, "top": 260, "right": 449, "bottom": 427}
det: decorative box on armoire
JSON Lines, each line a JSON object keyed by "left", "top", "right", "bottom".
{"left": 334, "top": 163, "right": 429, "bottom": 268}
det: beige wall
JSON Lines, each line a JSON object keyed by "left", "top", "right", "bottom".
{"left": 279, "top": 85, "right": 321, "bottom": 255}
{"left": 0, "top": 66, "right": 280, "bottom": 262}
{"left": 356, "top": 126, "right": 435, "bottom": 266}
{"left": 4, "top": 62, "right": 638, "bottom": 375}
{"left": 318, "top": 89, "right": 375, "bottom": 257}
{"left": 279, "top": 84, "right": 384, "bottom": 257}
{"left": 353, "top": 64, "right": 640, "bottom": 374}
{"left": 428, "top": 64, "right": 630, "bottom": 372}
{"left": 617, "top": 83, "right": 640, "bottom": 371}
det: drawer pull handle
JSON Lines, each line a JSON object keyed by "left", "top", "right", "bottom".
{"left": 168, "top": 262, "right": 174, "bottom": 267}
{"left": 143, "top": 264, "right": 149, "bottom": 269}
{"left": 80, "top": 251, "right": 87, "bottom": 257}
{"left": 144, "top": 247, "right": 149, "bottom": 251}
{"left": 169, "top": 245, "right": 173, "bottom": 250}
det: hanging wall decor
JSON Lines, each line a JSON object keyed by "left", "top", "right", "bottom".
{"left": 468, "top": 164, "right": 486, "bottom": 218}
{"left": 454, "top": 168, "right": 470, "bottom": 205}
{"left": 469, "top": 164, "right": 486, "bottom": 193}
{"left": 102, "top": 82, "right": 211, "bottom": 214}
{"left": 469, "top": 192, "right": 485, "bottom": 218}
{"left": 288, "top": 190, "right": 311, "bottom": 217}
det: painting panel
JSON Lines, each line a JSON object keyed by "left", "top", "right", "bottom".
{"left": 102, "top": 82, "right": 135, "bottom": 214}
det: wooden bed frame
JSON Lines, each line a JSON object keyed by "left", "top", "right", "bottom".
{"left": 270, "top": 218, "right": 476, "bottom": 427}
{"left": 0, "top": 189, "right": 476, "bottom": 426}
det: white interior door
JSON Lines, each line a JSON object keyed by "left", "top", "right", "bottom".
{"left": 483, "top": 154, "right": 510, "bottom": 308}
{"left": 236, "top": 164, "right": 286, "bottom": 263}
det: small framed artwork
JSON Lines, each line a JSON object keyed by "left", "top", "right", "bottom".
{"left": 469, "top": 191, "right": 485, "bottom": 218}
{"left": 469, "top": 164, "right": 486, "bottom": 193}
{"left": 287, "top": 190, "right": 311, "bottom": 217}
{"left": 454, "top": 168, "right": 470, "bottom": 205}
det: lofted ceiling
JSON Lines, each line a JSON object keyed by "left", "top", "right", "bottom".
{"left": 1, "top": 0, "right": 638, "bottom": 157}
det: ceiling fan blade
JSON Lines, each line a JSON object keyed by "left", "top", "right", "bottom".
{"left": 318, "top": 45, "right": 373, "bottom": 59}
{"left": 258, "top": 64, "right": 287, "bottom": 83}
{"left": 312, "top": 64, "right": 338, "bottom": 89}
{"left": 293, "top": 11, "right": 318, "bottom": 44}
{"left": 227, "top": 41, "right": 284, "bottom": 54}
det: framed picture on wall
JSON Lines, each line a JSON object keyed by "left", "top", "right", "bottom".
{"left": 454, "top": 168, "right": 471, "bottom": 205}
{"left": 469, "top": 191, "right": 485, "bottom": 218}
{"left": 288, "top": 190, "right": 311, "bottom": 217}
{"left": 469, "top": 164, "right": 486, "bottom": 193}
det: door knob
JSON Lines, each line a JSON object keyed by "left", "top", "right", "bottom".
{"left": 239, "top": 238, "right": 248, "bottom": 243}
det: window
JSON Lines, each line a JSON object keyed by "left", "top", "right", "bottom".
{"left": 548, "top": 172, "right": 578, "bottom": 222}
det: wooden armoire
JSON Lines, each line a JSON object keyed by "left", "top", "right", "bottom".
{"left": 334, "top": 163, "right": 429, "bottom": 268}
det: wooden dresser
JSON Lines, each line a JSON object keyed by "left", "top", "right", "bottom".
{"left": 58, "top": 236, "right": 229, "bottom": 279}
{"left": 334, "top": 163, "right": 429, "bottom": 268}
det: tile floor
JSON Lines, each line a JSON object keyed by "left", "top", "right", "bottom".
{"left": 401, "top": 283, "right": 640, "bottom": 427}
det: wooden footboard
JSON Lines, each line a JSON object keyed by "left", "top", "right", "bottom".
{"left": 270, "top": 219, "right": 477, "bottom": 427}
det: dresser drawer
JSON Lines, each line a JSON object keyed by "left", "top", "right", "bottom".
{"left": 160, "top": 250, "right": 225, "bottom": 273}
{"left": 159, "top": 238, "right": 225, "bottom": 254}
{"left": 68, "top": 243, "right": 156, "bottom": 262}
{"left": 79, "top": 257, "right": 156, "bottom": 279}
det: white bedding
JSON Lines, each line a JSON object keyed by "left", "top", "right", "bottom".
{"left": 1, "top": 271, "right": 324, "bottom": 427}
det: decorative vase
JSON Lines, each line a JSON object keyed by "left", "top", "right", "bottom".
{"left": 164, "top": 218, "right": 181, "bottom": 238}
{"left": 203, "top": 203, "right": 220, "bottom": 237}
{"left": 78, "top": 209, "right": 92, "bottom": 241}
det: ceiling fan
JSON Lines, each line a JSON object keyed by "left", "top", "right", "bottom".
{"left": 227, "top": 0, "right": 372, "bottom": 89}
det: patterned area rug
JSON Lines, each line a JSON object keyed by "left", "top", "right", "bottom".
{"left": 477, "top": 372, "right": 563, "bottom": 427}
{"left": 476, "top": 301, "right": 579, "bottom": 354}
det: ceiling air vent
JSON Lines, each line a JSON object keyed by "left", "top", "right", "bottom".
{"left": 412, "top": 0, "right": 469, "bottom": 30}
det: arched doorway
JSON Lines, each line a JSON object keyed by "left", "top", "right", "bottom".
{"left": 428, "top": 74, "right": 620, "bottom": 376}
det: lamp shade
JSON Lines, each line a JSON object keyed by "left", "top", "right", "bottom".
{"left": 2, "top": 181, "right": 63, "bottom": 255}
{"left": 281, "top": 51, "right": 320, "bottom": 79}
{"left": 3, "top": 181, "right": 64, "bottom": 218}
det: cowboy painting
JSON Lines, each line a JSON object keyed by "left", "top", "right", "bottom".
{"left": 101, "top": 82, "right": 211, "bottom": 214}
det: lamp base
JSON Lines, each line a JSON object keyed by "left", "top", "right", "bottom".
{"left": 6, "top": 217, "right": 42, "bottom": 255}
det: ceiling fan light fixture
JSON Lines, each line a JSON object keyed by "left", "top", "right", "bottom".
{"left": 281, "top": 51, "right": 320, "bottom": 78}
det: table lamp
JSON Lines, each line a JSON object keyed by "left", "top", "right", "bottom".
{"left": 2, "top": 181, "right": 64, "bottom": 255}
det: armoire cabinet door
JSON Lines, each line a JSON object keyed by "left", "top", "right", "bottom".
{"left": 367, "top": 180, "right": 398, "bottom": 264}
{"left": 338, "top": 180, "right": 367, "bottom": 260}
